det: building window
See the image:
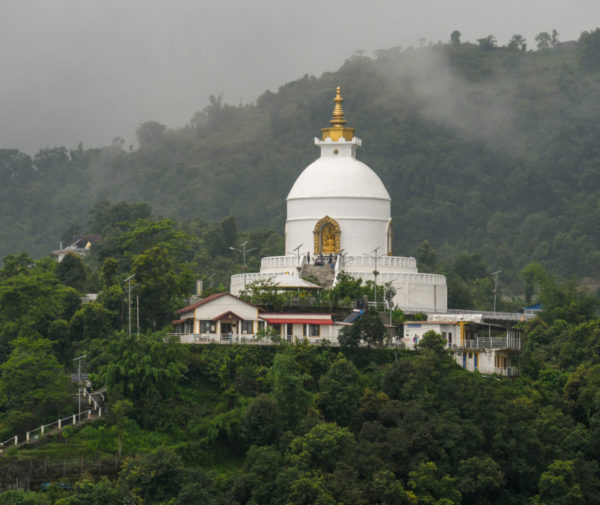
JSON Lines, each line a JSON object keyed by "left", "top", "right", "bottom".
{"left": 258, "top": 320, "right": 266, "bottom": 331}
{"left": 309, "top": 324, "right": 320, "bottom": 337}
{"left": 200, "top": 320, "right": 215, "bottom": 333}
{"left": 272, "top": 323, "right": 282, "bottom": 335}
{"left": 448, "top": 332, "right": 452, "bottom": 345}
{"left": 241, "top": 320, "right": 254, "bottom": 334}
{"left": 303, "top": 324, "right": 308, "bottom": 337}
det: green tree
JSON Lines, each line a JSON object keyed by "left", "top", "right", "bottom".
{"left": 317, "top": 355, "right": 362, "bottom": 427}
{"left": 477, "top": 35, "right": 497, "bottom": 50}
{"left": 338, "top": 309, "right": 386, "bottom": 349}
{"left": 455, "top": 456, "right": 504, "bottom": 505}
{"left": 242, "top": 393, "right": 282, "bottom": 447}
{"left": 508, "top": 34, "right": 527, "bottom": 51}
{"left": 269, "top": 350, "right": 311, "bottom": 429}
{"left": 95, "top": 331, "right": 187, "bottom": 421}
{"left": 416, "top": 240, "right": 438, "bottom": 272}
{"left": 55, "top": 253, "right": 87, "bottom": 292}
{"left": 532, "top": 460, "right": 583, "bottom": 505}
{"left": 131, "top": 246, "right": 181, "bottom": 329}
{"left": 0, "top": 336, "right": 70, "bottom": 436}
{"left": 450, "top": 30, "right": 461, "bottom": 46}
{"left": 288, "top": 423, "right": 356, "bottom": 473}
{"left": 107, "top": 398, "right": 133, "bottom": 462}
{"left": 135, "top": 121, "right": 167, "bottom": 147}
{"left": 69, "top": 303, "right": 113, "bottom": 342}
{"left": 0, "top": 490, "right": 50, "bottom": 505}
{"left": 535, "top": 31, "right": 552, "bottom": 49}
{"left": 408, "top": 462, "right": 462, "bottom": 504}
{"left": 54, "top": 478, "right": 129, "bottom": 505}
{"left": 578, "top": 28, "right": 600, "bottom": 68}
{"left": 120, "top": 447, "right": 183, "bottom": 504}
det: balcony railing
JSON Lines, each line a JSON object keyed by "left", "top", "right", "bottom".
{"left": 450, "top": 336, "right": 521, "bottom": 350}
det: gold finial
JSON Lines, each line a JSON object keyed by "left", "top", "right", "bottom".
{"left": 329, "top": 86, "right": 346, "bottom": 127}
{"left": 321, "top": 86, "right": 355, "bottom": 141}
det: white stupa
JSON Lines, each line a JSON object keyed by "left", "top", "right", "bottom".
{"left": 231, "top": 87, "right": 447, "bottom": 312}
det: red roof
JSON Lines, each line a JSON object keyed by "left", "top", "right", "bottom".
{"left": 175, "top": 292, "right": 258, "bottom": 315}
{"left": 263, "top": 317, "right": 333, "bottom": 325}
{"left": 212, "top": 311, "right": 244, "bottom": 322}
{"left": 171, "top": 317, "right": 194, "bottom": 325}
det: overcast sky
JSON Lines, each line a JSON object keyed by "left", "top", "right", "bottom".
{"left": 2, "top": 0, "right": 599, "bottom": 154}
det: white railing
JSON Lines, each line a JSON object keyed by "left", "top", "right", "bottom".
{"left": 171, "top": 333, "right": 277, "bottom": 346}
{"left": 343, "top": 255, "right": 417, "bottom": 270}
{"left": 0, "top": 387, "right": 105, "bottom": 453}
{"left": 260, "top": 255, "right": 303, "bottom": 270}
{"left": 451, "top": 336, "right": 521, "bottom": 350}
{"left": 0, "top": 436, "right": 18, "bottom": 449}
{"left": 350, "top": 271, "right": 447, "bottom": 285}
{"left": 445, "top": 309, "right": 535, "bottom": 322}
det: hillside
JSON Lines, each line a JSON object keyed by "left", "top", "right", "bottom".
{"left": 1, "top": 35, "right": 600, "bottom": 289}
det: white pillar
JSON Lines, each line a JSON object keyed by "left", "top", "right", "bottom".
{"left": 58, "top": 419, "right": 62, "bottom": 430}
{"left": 41, "top": 425, "right": 44, "bottom": 435}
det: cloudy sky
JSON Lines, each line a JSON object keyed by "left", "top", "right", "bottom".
{"left": 2, "top": 0, "right": 599, "bottom": 154}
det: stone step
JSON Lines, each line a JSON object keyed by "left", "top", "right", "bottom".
{"left": 301, "top": 264, "right": 336, "bottom": 290}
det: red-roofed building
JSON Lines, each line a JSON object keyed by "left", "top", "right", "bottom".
{"left": 172, "top": 293, "right": 339, "bottom": 344}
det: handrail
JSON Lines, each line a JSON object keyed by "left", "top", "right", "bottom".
{"left": 0, "top": 382, "right": 105, "bottom": 454}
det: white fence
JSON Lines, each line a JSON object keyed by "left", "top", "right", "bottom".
{"left": 0, "top": 388, "right": 104, "bottom": 452}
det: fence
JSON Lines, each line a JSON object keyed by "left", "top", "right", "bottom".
{"left": 0, "top": 388, "right": 105, "bottom": 453}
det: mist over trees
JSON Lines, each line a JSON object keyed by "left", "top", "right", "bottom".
{"left": 1, "top": 30, "right": 599, "bottom": 293}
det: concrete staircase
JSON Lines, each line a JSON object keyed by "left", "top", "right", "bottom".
{"left": 301, "top": 264, "right": 336, "bottom": 290}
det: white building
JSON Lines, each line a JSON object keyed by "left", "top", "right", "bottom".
{"left": 402, "top": 318, "right": 521, "bottom": 376}
{"left": 231, "top": 87, "right": 447, "bottom": 312}
{"left": 171, "top": 292, "right": 339, "bottom": 344}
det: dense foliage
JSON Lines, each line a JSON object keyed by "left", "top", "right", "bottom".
{"left": 1, "top": 32, "right": 600, "bottom": 293}
{"left": 0, "top": 223, "right": 596, "bottom": 503}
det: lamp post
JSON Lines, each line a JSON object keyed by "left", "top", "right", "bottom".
{"left": 123, "top": 274, "right": 135, "bottom": 335}
{"left": 338, "top": 249, "right": 348, "bottom": 272}
{"left": 293, "top": 243, "right": 303, "bottom": 266}
{"left": 491, "top": 270, "right": 502, "bottom": 314}
{"left": 230, "top": 241, "right": 255, "bottom": 296}
{"left": 73, "top": 355, "right": 86, "bottom": 420}
{"left": 366, "top": 247, "right": 382, "bottom": 310}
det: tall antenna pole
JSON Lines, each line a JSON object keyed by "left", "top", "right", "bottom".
{"left": 73, "top": 355, "right": 86, "bottom": 420}
{"left": 366, "top": 247, "right": 381, "bottom": 309}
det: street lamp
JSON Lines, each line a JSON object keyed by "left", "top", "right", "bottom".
{"left": 230, "top": 241, "right": 255, "bottom": 295}
{"left": 293, "top": 243, "right": 303, "bottom": 266}
{"left": 365, "top": 247, "right": 383, "bottom": 309}
{"left": 491, "top": 270, "right": 502, "bottom": 314}
{"left": 338, "top": 249, "right": 348, "bottom": 272}
{"left": 73, "top": 355, "right": 86, "bottom": 421}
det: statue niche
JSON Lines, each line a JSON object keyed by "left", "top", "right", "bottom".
{"left": 313, "top": 216, "right": 341, "bottom": 255}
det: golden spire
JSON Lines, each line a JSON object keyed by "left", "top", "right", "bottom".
{"left": 329, "top": 86, "right": 346, "bottom": 127}
{"left": 321, "top": 86, "right": 355, "bottom": 141}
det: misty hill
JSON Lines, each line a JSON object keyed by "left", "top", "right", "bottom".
{"left": 1, "top": 35, "right": 600, "bottom": 289}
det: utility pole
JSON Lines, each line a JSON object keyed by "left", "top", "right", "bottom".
{"left": 492, "top": 270, "right": 502, "bottom": 314}
{"left": 230, "top": 241, "right": 255, "bottom": 296}
{"left": 73, "top": 355, "right": 86, "bottom": 421}
{"left": 124, "top": 274, "right": 135, "bottom": 335}
{"left": 366, "top": 247, "right": 382, "bottom": 309}
{"left": 292, "top": 243, "right": 303, "bottom": 266}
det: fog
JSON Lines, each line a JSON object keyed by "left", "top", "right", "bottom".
{"left": 2, "top": 0, "right": 599, "bottom": 154}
